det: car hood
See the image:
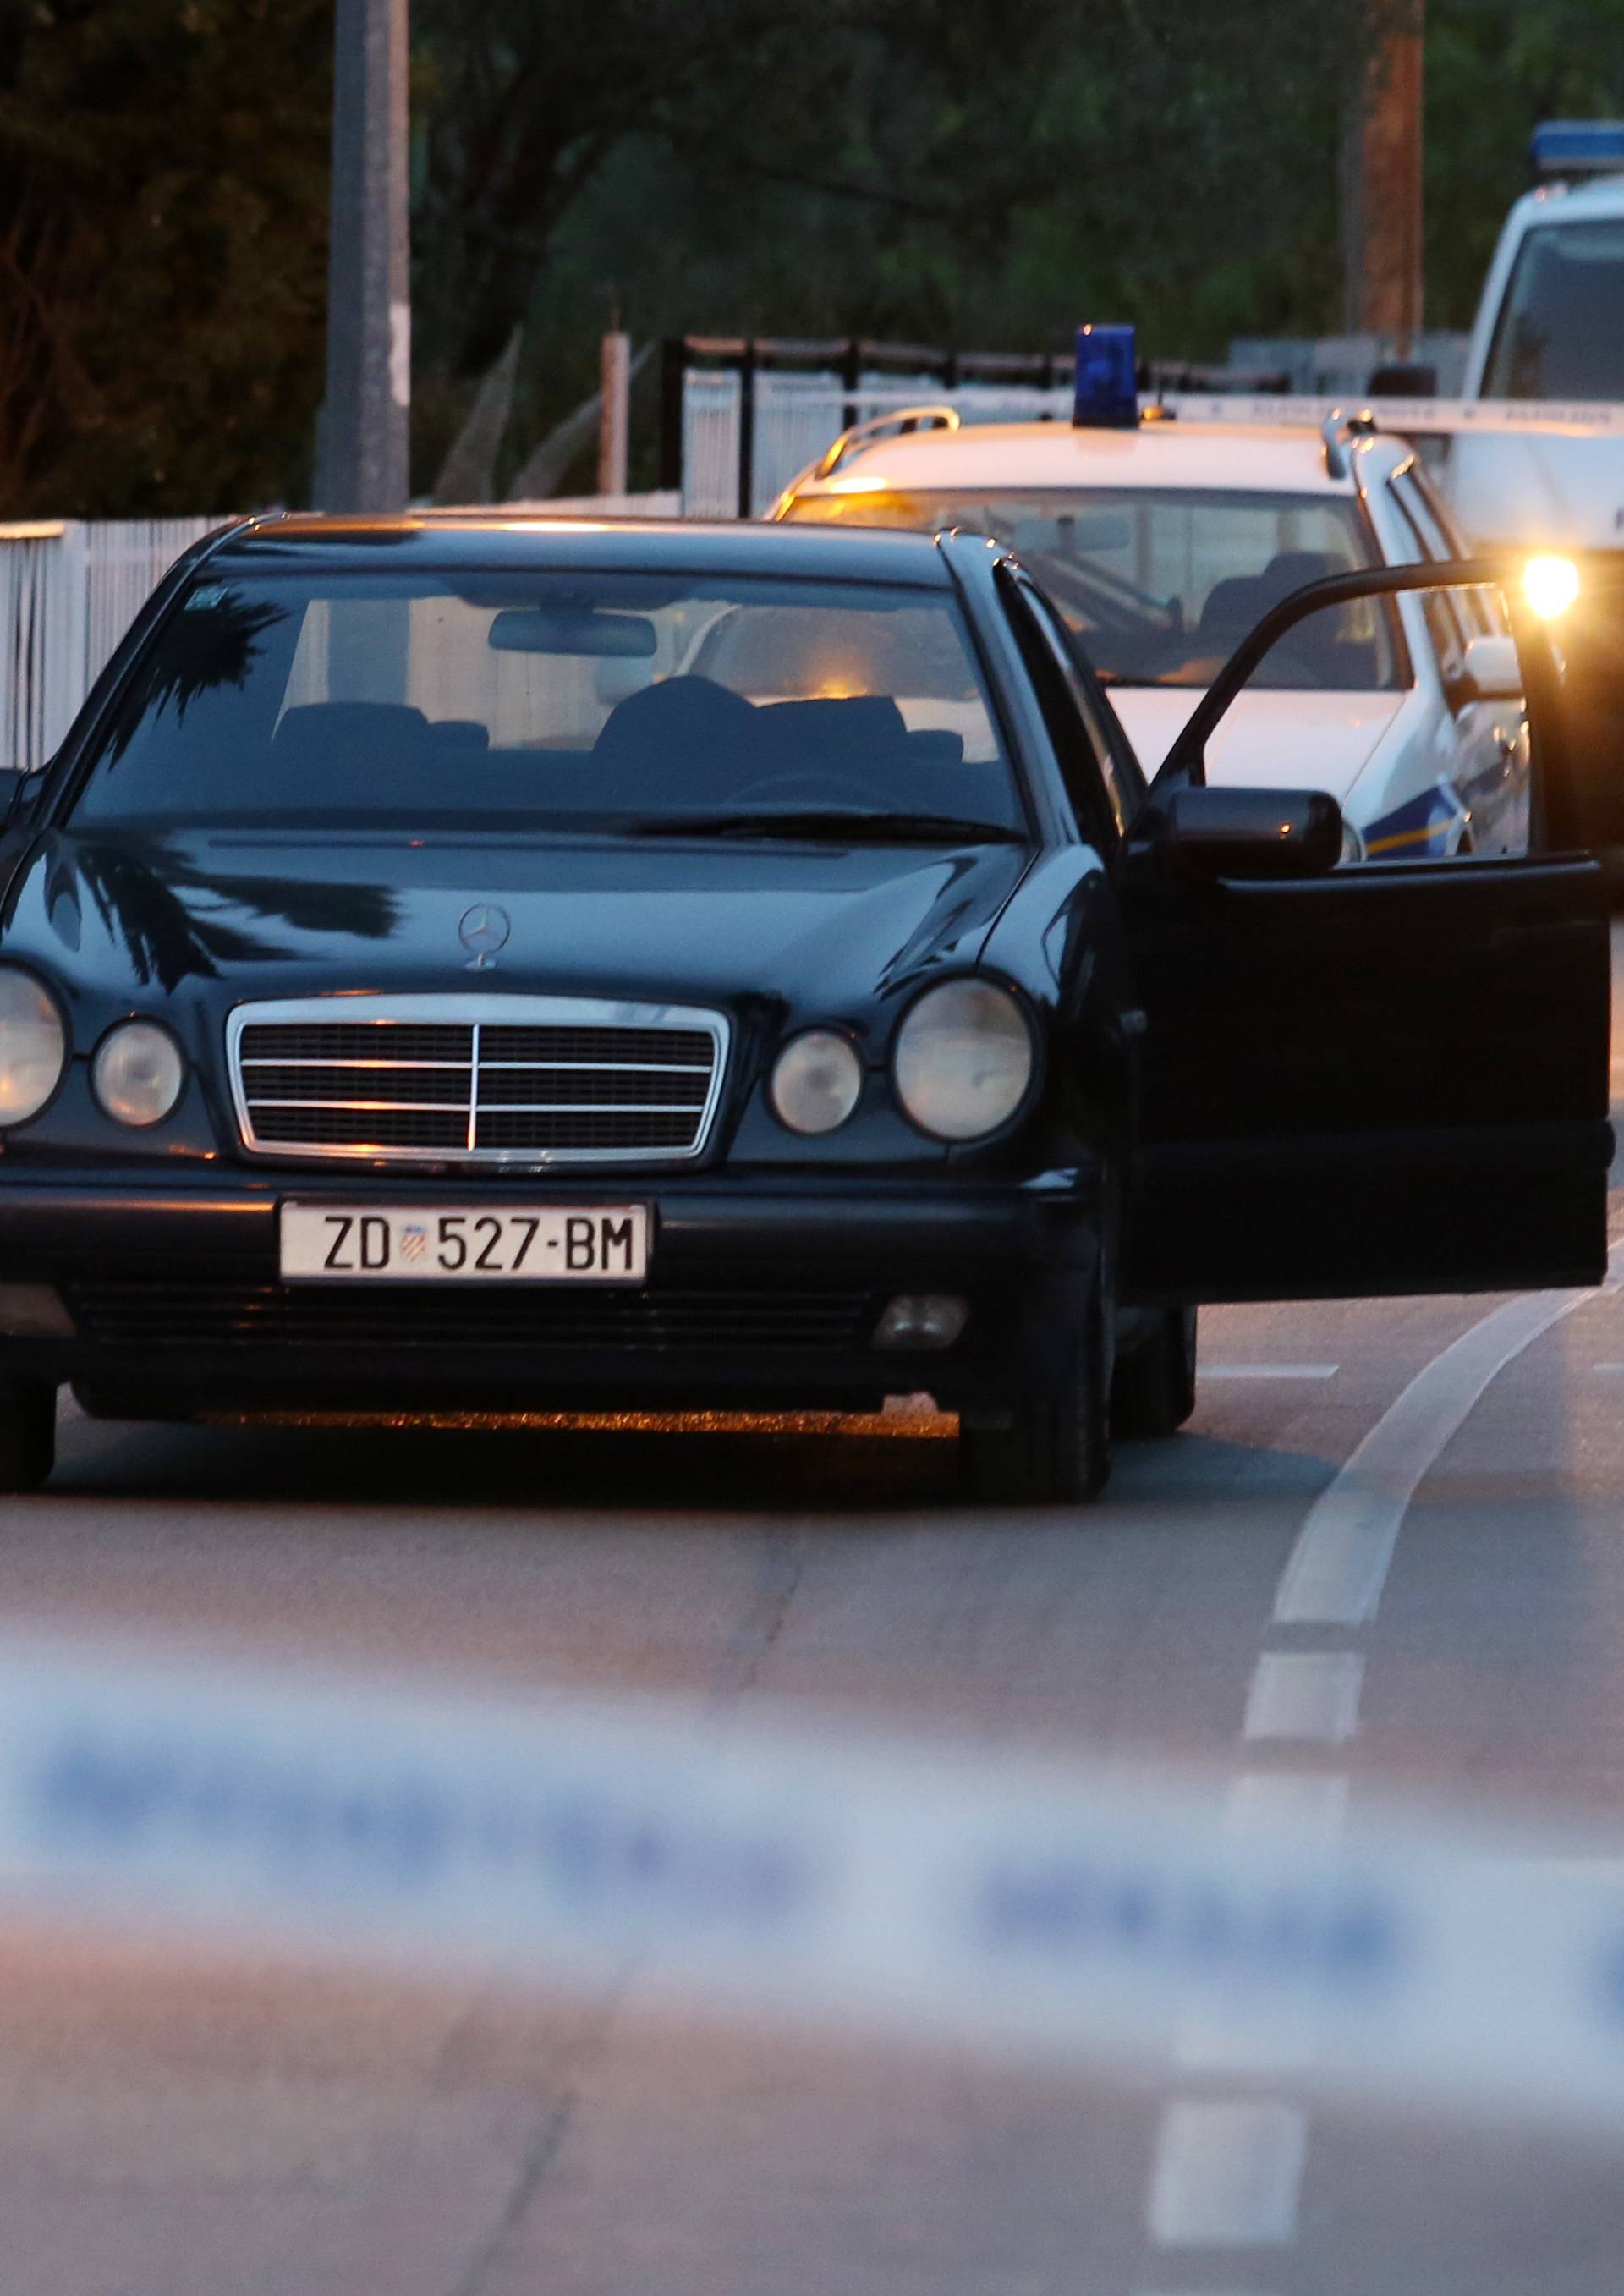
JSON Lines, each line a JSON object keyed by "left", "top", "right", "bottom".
{"left": 2, "top": 826, "right": 1029, "bottom": 1023}
{"left": 1109, "top": 688, "right": 1407, "bottom": 794}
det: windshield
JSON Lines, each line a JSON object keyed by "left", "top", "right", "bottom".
{"left": 71, "top": 569, "right": 1022, "bottom": 834}
{"left": 1482, "top": 218, "right": 1624, "bottom": 399}
{"left": 784, "top": 485, "right": 1402, "bottom": 689}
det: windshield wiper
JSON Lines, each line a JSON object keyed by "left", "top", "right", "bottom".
{"left": 628, "top": 809, "right": 1026, "bottom": 844}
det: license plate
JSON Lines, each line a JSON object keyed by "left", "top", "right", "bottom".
{"left": 279, "top": 1203, "right": 649, "bottom": 1283}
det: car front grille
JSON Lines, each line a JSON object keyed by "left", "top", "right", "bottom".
{"left": 227, "top": 997, "right": 729, "bottom": 1164}
{"left": 66, "top": 1279, "right": 875, "bottom": 1357}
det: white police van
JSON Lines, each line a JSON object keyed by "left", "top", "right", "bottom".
{"left": 773, "top": 331, "right": 1528, "bottom": 860}
{"left": 1448, "top": 122, "right": 1624, "bottom": 555}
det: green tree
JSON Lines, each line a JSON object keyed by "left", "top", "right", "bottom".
{"left": 0, "top": 0, "right": 331, "bottom": 515}
{"left": 1426, "top": 0, "right": 1624, "bottom": 327}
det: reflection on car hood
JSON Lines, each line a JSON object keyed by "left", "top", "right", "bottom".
{"left": 1110, "top": 688, "right": 1408, "bottom": 794}
{"left": 3, "top": 827, "right": 1027, "bottom": 1013}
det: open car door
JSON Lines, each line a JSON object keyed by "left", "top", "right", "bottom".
{"left": 1117, "top": 561, "right": 1612, "bottom": 1304}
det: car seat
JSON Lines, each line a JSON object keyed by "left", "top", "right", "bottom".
{"left": 591, "top": 675, "right": 761, "bottom": 805}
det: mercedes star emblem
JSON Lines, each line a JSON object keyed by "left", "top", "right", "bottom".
{"left": 458, "top": 903, "right": 512, "bottom": 969}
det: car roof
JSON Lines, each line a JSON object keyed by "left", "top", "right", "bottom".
{"left": 208, "top": 514, "right": 957, "bottom": 586}
{"left": 795, "top": 419, "right": 1390, "bottom": 498}
{"left": 1506, "top": 174, "right": 1624, "bottom": 231}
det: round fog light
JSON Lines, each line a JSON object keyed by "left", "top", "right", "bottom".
{"left": 770, "top": 1029, "right": 863, "bottom": 1135}
{"left": 872, "top": 1294, "right": 968, "bottom": 1351}
{"left": 92, "top": 1020, "right": 185, "bottom": 1128}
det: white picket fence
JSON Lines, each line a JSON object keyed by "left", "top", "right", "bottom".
{"left": 0, "top": 517, "right": 218, "bottom": 772}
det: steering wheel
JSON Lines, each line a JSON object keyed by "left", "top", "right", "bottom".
{"left": 729, "top": 772, "right": 882, "bottom": 808}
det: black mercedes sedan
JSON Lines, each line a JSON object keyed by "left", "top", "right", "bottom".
{"left": 0, "top": 516, "right": 1610, "bottom": 1501}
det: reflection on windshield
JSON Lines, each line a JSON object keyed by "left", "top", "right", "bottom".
{"left": 72, "top": 570, "right": 1023, "bottom": 835}
{"left": 786, "top": 486, "right": 1401, "bottom": 690}
{"left": 1482, "top": 219, "right": 1624, "bottom": 400}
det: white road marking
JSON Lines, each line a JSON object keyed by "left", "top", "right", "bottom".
{"left": 1243, "top": 1652, "right": 1363, "bottom": 1744}
{"left": 1146, "top": 2101, "right": 1308, "bottom": 2245}
{"left": 1202, "top": 1363, "right": 1341, "bottom": 1381}
{"left": 1273, "top": 1263, "right": 1619, "bottom": 1628}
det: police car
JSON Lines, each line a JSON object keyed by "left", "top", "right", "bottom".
{"left": 772, "top": 332, "right": 1529, "bottom": 862}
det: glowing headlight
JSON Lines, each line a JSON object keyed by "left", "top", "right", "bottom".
{"left": 0, "top": 966, "right": 66, "bottom": 1124}
{"left": 1523, "top": 554, "right": 1580, "bottom": 621}
{"left": 892, "top": 979, "right": 1034, "bottom": 1142}
{"left": 770, "top": 1029, "right": 863, "bottom": 1135}
{"left": 91, "top": 1019, "right": 185, "bottom": 1128}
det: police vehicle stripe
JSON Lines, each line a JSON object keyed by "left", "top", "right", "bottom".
{"left": 1362, "top": 782, "right": 1466, "bottom": 859}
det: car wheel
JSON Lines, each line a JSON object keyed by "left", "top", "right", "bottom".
{"left": 1111, "top": 1305, "right": 1198, "bottom": 1439}
{"left": 957, "top": 1262, "right": 1114, "bottom": 1506}
{"left": 0, "top": 1380, "right": 56, "bottom": 1493}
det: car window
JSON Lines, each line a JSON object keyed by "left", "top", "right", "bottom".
{"left": 1002, "top": 572, "right": 1137, "bottom": 843}
{"left": 70, "top": 569, "right": 1022, "bottom": 832}
{"left": 1402, "top": 466, "right": 1508, "bottom": 640}
{"left": 1387, "top": 472, "right": 1472, "bottom": 671}
{"left": 784, "top": 485, "right": 1402, "bottom": 693}
{"left": 1481, "top": 218, "right": 1624, "bottom": 399}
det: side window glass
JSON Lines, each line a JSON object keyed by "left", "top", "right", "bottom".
{"left": 1389, "top": 475, "right": 1469, "bottom": 676}
{"left": 1006, "top": 575, "right": 1134, "bottom": 843}
{"left": 1406, "top": 468, "right": 1495, "bottom": 636}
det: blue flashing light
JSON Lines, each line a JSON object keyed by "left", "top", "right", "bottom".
{"left": 1073, "top": 324, "right": 1138, "bottom": 429}
{"left": 1531, "top": 120, "right": 1624, "bottom": 175}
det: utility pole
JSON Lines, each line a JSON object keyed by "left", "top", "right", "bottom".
{"left": 321, "top": 0, "right": 410, "bottom": 511}
{"left": 1341, "top": 0, "right": 1425, "bottom": 351}
{"left": 597, "top": 331, "right": 632, "bottom": 499}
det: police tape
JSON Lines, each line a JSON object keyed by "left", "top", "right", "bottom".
{"left": 0, "top": 1628, "right": 1620, "bottom": 2122}
{"left": 1161, "top": 392, "right": 1624, "bottom": 437}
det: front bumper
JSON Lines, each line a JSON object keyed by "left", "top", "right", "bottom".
{"left": 0, "top": 1165, "right": 1102, "bottom": 1417}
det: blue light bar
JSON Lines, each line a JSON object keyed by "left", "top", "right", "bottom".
{"left": 1073, "top": 323, "right": 1138, "bottom": 429}
{"left": 1531, "top": 120, "right": 1624, "bottom": 174}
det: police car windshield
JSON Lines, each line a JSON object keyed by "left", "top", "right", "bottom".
{"left": 1481, "top": 219, "right": 1624, "bottom": 399}
{"left": 786, "top": 486, "right": 1401, "bottom": 690}
{"left": 71, "top": 569, "right": 1022, "bottom": 835}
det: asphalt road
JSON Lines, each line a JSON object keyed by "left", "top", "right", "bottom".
{"left": 2, "top": 953, "right": 1624, "bottom": 2293}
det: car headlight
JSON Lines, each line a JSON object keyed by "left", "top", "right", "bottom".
{"left": 770, "top": 1029, "right": 863, "bottom": 1134}
{"left": 91, "top": 1019, "right": 185, "bottom": 1128}
{"left": 0, "top": 966, "right": 67, "bottom": 1124}
{"left": 892, "top": 978, "right": 1034, "bottom": 1142}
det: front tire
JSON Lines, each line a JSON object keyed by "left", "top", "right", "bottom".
{"left": 958, "top": 1268, "right": 1114, "bottom": 1506}
{"left": 0, "top": 1380, "right": 56, "bottom": 1493}
{"left": 1111, "top": 1305, "right": 1198, "bottom": 1439}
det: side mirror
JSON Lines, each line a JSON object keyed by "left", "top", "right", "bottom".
{"left": 1449, "top": 633, "right": 1522, "bottom": 706}
{"left": 1153, "top": 785, "right": 1344, "bottom": 881}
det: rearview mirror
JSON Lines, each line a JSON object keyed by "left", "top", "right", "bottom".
{"left": 488, "top": 607, "right": 657, "bottom": 658}
{"left": 1152, "top": 785, "right": 1344, "bottom": 880}
{"left": 1450, "top": 633, "right": 1522, "bottom": 706}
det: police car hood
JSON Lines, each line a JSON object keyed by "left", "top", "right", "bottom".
{"left": 1109, "top": 688, "right": 1407, "bottom": 794}
{"left": 6, "top": 825, "right": 1027, "bottom": 1013}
